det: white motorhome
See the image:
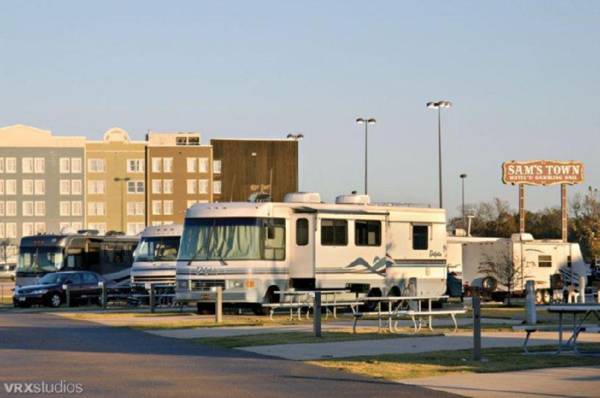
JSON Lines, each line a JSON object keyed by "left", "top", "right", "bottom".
{"left": 176, "top": 192, "right": 448, "bottom": 310}
{"left": 447, "top": 233, "right": 590, "bottom": 302}
{"left": 131, "top": 224, "right": 182, "bottom": 289}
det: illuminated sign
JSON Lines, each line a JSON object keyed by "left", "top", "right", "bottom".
{"left": 502, "top": 160, "right": 584, "bottom": 185}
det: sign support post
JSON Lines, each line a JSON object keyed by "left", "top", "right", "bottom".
{"left": 519, "top": 184, "right": 526, "bottom": 234}
{"left": 561, "top": 184, "right": 568, "bottom": 242}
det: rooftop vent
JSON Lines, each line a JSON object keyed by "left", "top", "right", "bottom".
{"left": 284, "top": 192, "right": 321, "bottom": 204}
{"left": 335, "top": 194, "right": 370, "bottom": 205}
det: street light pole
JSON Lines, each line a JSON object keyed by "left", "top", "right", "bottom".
{"left": 460, "top": 173, "right": 467, "bottom": 227}
{"left": 427, "top": 101, "right": 452, "bottom": 208}
{"left": 356, "top": 118, "right": 376, "bottom": 195}
{"left": 114, "top": 177, "right": 131, "bottom": 233}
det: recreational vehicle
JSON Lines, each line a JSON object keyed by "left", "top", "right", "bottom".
{"left": 16, "top": 232, "right": 138, "bottom": 287}
{"left": 176, "top": 192, "right": 448, "bottom": 311}
{"left": 447, "top": 233, "right": 590, "bottom": 302}
{"left": 131, "top": 224, "right": 182, "bottom": 289}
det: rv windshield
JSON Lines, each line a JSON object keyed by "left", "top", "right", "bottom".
{"left": 179, "top": 217, "right": 285, "bottom": 261}
{"left": 17, "top": 247, "right": 65, "bottom": 273}
{"left": 133, "top": 236, "right": 180, "bottom": 262}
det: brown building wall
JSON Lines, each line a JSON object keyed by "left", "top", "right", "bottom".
{"left": 145, "top": 144, "right": 213, "bottom": 225}
{"left": 210, "top": 139, "right": 298, "bottom": 202}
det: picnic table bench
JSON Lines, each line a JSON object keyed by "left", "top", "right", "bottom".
{"left": 264, "top": 290, "right": 361, "bottom": 320}
{"left": 351, "top": 295, "right": 465, "bottom": 333}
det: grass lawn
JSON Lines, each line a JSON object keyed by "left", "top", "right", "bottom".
{"left": 310, "top": 344, "right": 600, "bottom": 380}
{"left": 194, "top": 327, "right": 444, "bottom": 348}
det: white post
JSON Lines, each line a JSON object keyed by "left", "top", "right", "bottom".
{"left": 579, "top": 275, "right": 586, "bottom": 304}
{"left": 525, "top": 280, "right": 537, "bottom": 325}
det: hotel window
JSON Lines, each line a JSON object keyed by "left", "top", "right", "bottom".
{"left": 59, "top": 158, "right": 70, "bottom": 173}
{"left": 71, "top": 180, "right": 82, "bottom": 195}
{"left": 88, "top": 180, "right": 106, "bottom": 194}
{"left": 60, "top": 180, "right": 71, "bottom": 195}
{"left": 163, "top": 200, "right": 173, "bottom": 215}
{"left": 22, "top": 158, "right": 33, "bottom": 173}
{"left": 22, "top": 201, "right": 33, "bottom": 217}
{"left": 199, "top": 179, "right": 208, "bottom": 194}
{"left": 34, "top": 157, "right": 45, "bottom": 173}
{"left": 5, "top": 158, "right": 16, "bottom": 173}
{"left": 6, "top": 223, "right": 16, "bottom": 238}
{"left": 0, "top": 180, "right": 3, "bottom": 195}
{"left": 71, "top": 201, "right": 83, "bottom": 216}
{"left": 152, "top": 200, "right": 162, "bottom": 215}
{"left": 163, "top": 158, "right": 173, "bottom": 173}
{"left": 0, "top": 202, "right": 4, "bottom": 216}
{"left": 187, "top": 200, "right": 197, "bottom": 208}
{"left": 59, "top": 222, "right": 71, "bottom": 231}
{"left": 34, "top": 180, "right": 45, "bottom": 195}
{"left": 88, "top": 223, "right": 106, "bottom": 235}
{"left": 199, "top": 158, "right": 209, "bottom": 173}
{"left": 6, "top": 201, "right": 16, "bottom": 216}
{"left": 88, "top": 202, "right": 106, "bottom": 216}
{"left": 187, "top": 179, "right": 197, "bottom": 194}
{"left": 0, "top": 158, "right": 4, "bottom": 173}
{"left": 127, "top": 159, "right": 144, "bottom": 173}
{"left": 22, "top": 180, "right": 34, "bottom": 195}
{"left": 71, "top": 158, "right": 82, "bottom": 173}
{"left": 126, "top": 223, "right": 145, "bottom": 236}
{"left": 213, "top": 180, "right": 221, "bottom": 194}
{"left": 152, "top": 179, "right": 162, "bottom": 194}
{"left": 60, "top": 201, "right": 71, "bottom": 216}
{"left": 187, "top": 158, "right": 196, "bottom": 173}
{"left": 163, "top": 179, "right": 173, "bottom": 194}
{"left": 213, "top": 160, "right": 221, "bottom": 174}
{"left": 71, "top": 222, "right": 83, "bottom": 231}
{"left": 22, "top": 223, "right": 34, "bottom": 237}
{"left": 34, "top": 201, "right": 45, "bottom": 217}
{"left": 127, "top": 180, "right": 144, "bottom": 194}
{"left": 88, "top": 159, "right": 106, "bottom": 173}
{"left": 6, "top": 180, "right": 16, "bottom": 195}
{"left": 34, "top": 222, "right": 46, "bottom": 235}
{"left": 127, "top": 201, "right": 144, "bottom": 216}
{"left": 152, "top": 157, "right": 162, "bottom": 173}
{"left": 0, "top": 223, "right": 4, "bottom": 238}
{"left": 151, "top": 221, "right": 163, "bottom": 226}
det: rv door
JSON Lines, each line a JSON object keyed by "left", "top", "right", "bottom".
{"left": 289, "top": 214, "right": 316, "bottom": 281}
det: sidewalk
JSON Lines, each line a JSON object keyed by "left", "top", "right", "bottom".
{"left": 401, "top": 366, "right": 600, "bottom": 398}
{"left": 238, "top": 331, "right": 600, "bottom": 360}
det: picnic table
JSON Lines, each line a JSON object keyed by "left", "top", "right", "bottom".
{"left": 265, "top": 289, "right": 361, "bottom": 320}
{"left": 547, "top": 304, "right": 600, "bottom": 354}
{"left": 352, "top": 295, "right": 464, "bottom": 333}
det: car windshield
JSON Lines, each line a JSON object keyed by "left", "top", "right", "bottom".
{"left": 38, "top": 273, "right": 71, "bottom": 285}
{"left": 133, "top": 236, "right": 180, "bottom": 262}
{"left": 17, "top": 247, "right": 64, "bottom": 273}
{"left": 179, "top": 217, "right": 285, "bottom": 261}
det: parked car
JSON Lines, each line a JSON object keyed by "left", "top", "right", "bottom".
{"left": 13, "top": 271, "right": 105, "bottom": 308}
{"left": 0, "top": 263, "right": 16, "bottom": 281}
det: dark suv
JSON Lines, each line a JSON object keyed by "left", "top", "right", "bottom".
{"left": 13, "top": 271, "right": 105, "bottom": 308}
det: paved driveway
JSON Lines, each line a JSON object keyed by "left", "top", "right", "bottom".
{"left": 0, "top": 312, "right": 458, "bottom": 398}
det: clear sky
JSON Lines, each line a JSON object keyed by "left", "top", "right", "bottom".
{"left": 1, "top": 1, "right": 598, "bottom": 216}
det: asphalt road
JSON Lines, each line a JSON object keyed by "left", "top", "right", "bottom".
{"left": 0, "top": 312, "right": 460, "bottom": 398}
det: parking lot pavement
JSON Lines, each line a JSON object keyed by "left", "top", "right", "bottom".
{"left": 0, "top": 312, "right": 459, "bottom": 398}
{"left": 402, "top": 366, "right": 600, "bottom": 398}
{"left": 239, "top": 331, "right": 600, "bottom": 360}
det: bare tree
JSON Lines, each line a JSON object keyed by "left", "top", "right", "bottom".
{"left": 479, "top": 252, "right": 529, "bottom": 305}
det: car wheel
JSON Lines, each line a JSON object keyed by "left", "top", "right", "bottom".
{"left": 48, "top": 293, "right": 62, "bottom": 308}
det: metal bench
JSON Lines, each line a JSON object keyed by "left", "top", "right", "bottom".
{"left": 513, "top": 323, "right": 600, "bottom": 353}
{"left": 396, "top": 309, "right": 466, "bottom": 332}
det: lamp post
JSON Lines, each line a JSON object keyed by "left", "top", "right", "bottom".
{"left": 460, "top": 173, "right": 467, "bottom": 227}
{"left": 355, "top": 118, "right": 376, "bottom": 195}
{"left": 114, "top": 177, "right": 131, "bottom": 233}
{"left": 287, "top": 133, "right": 304, "bottom": 192}
{"left": 426, "top": 100, "right": 452, "bottom": 208}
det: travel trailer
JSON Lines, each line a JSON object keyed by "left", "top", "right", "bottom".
{"left": 131, "top": 224, "right": 182, "bottom": 289}
{"left": 16, "top": 231, "right": 138, "bottom": 287}
{"left": 176, "top": 192, "right": 448, "bottom": 311}
{"left": 447, "top": 233, "right": 590, "bottom": 302}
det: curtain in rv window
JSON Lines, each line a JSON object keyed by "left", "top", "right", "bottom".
{"left": 180, "top": 217, "right": 285, "bottom": 261}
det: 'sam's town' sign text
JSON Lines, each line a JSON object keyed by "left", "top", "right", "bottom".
{"left": 502, "top": 160, "right": 584, "bottom": 186}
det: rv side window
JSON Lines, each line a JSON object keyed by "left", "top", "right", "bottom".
{"left": 538, "top": 255, "right": 552, "bottom": 268}
{"left": 296, "top": 218, "right": 309, "bottom": 246}
{"left": 355, "top": 220, "right": 381, "bottom": 246}
{"left": 412, "top": 225, "right": 428, "bottom": 250}
{"left": 321, "top": 219, "right": 347, "bottom": 246}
